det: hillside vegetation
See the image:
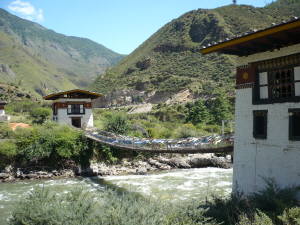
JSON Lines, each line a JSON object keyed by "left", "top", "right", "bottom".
{"left": 0, "top": 8, "right": 124, "bottom": 97}
{"left": 91, "top": 0, "right": 300, "bottom": 105}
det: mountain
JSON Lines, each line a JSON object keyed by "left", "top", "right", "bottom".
{"left": 0, "top": 8, "right": 124, "bottom": 97}
{"left": 91, "top": 0, "right": 300, "bottom": 106}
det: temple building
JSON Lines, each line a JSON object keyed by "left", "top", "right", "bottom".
{"left": 43, "top": 89, "right": 102, "bottom": 129}
{"left": 201, "top": 17, "right": 300, "bottom": 195}
{"left": 0, "top": 101, "right": 10, "bottom": 121}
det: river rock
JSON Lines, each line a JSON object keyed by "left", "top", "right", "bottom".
{"left": 136, "top": 167, "right": 147, "bottom": 175}
{"left": 26, "top": 173, "right": 38, "bottom": 179}
{"left": 39, "top": 173, "right": 53, "bottom": 179}
{"left": 210, "top": 157, "right": 231, "bottom": 169}
{"left": 36, "top": 171, "right": 48, "bottom": 176}
{"left": 61, "top": 169, "right": 75, "bottom": 177}
{"left": 81, "top": 168, "right": 96, "bottom": 177}
{"left": 16, "top": 168, "right": 23, "bottom": 178}
{"left": 148, "top": 159, "right": 172, "bottom": 170}
{"left": 188, "top": 157, "right": 214, "bottom": 168}
{"left": 0, "top": 173, "right": 10, "bottom": 179}
{"left": 52, "top": 170, "right": 60, "bottom": 176}
{"left": 121, "top": 159, "right": 132, "bottom": 167}
{"left": 4, "top": 165, "right": 13, "bottom": 173}
{"left": 166, "top": 158, "right": 191, "bottom": 169}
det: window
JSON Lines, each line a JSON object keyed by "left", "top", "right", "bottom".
{"left": 253, "top": 110, "right": 267, "bottom": 139}
{"left": 289, "top": 109, "right": 300, "bottom": 141}
{"left": 253, "top": 54, "right": 300, "bottom": 104}
{"left": 268, "top": 68, "right": 294, "bottom": 100}
{"left": 67, "top": 104, "right": 85, "bottom": 114}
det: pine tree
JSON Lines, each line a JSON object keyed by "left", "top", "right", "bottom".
{"left": 186, "top": 99, "right": 210, "bottom": 125}
{"left": 209, "top": 95, "right": 233, "bottom": 124}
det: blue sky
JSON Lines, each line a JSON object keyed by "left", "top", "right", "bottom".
{"left": 0, "top": 0, "right": 273, "bottom": 54}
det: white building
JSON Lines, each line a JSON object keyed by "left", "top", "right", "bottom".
{"left": 201, "top": 18, "right": 300, "bottom": 195}
{"left": 44, "top": 89, "right": 102, "bottom": 129}
{"left": 0, "top": 101, "right": 10, "bottom": 121}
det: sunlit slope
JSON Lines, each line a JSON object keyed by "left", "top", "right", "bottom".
{"left": 91, "top": 0, "right": 300, "bottom": 103}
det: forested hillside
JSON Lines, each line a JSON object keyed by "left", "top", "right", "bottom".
{"left": 0, "top": 8, "right": 124, "bottom": 97}
{"left": 91, "top": 0, "right": 300, "bottom": 105}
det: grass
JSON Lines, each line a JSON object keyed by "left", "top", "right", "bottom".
{"left": 8, "top": 181, "right": 300, "bottom": 225}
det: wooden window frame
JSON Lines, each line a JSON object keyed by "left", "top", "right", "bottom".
{"left": 268, "top": 68, "right": 295, "bottom": 99}
{"left": 289, "top": 108, "right": 300, "bottom": 141}
{"left": 67, "top": 104, "right": 85, "bottom": 115}
{"left": 253, "top": 110, "right": 268, "bottom": 139}
{"left": 252, "top": 54, "right": 300, "bottom": 105}
{"left": 253, "top": 67, "right": 300, "bottom": 104}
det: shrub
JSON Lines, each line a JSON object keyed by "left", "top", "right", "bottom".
{"left": 251, "top": 179, "right": 300, "bottom": 217}
{"left": 147, "top": 126, "right": 173, "bottom": 139}
{"left": 0, "top": 140, "right": 17, "bottom": 169}
{"left": 99, "top": 144, "right": 118, "bottom": 164}
{"left": 104, "top": 113, "right": 129, "bottom": 135}
{"left": 174, "top": 124, "right": 199, "bottom": 138}
{"left": 14, "top": 123, "right": 87, "bottom": 164}
{"left": 204, "top": 181, "right": 300, "bottom": 225}
{"left": 202, "top": 124, "right": 221, "bottom": 134}
{"left": 279, "top": 207, "right": 300, "bottom": 225}
{"left": 9, "top": 188, "right": 102, "bottom": 225}
{"left": 238, "top": 211, "right": 274, "bottom": 225}
{"left": 9, "top": 188, "right": 217, "bottom": 225}
{"left": 0, "top": 122, "right": 14, "bottom": 139}
{"left": 5, "top": 100, "right": 39, "bottom": 114}
{"left": 30, "top": 107, "right": 51, "bottom": 124}
{"left": 0, "top": 140, "right": 17, "bottom": 157}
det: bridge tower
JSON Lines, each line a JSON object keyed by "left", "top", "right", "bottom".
{"left": 43, "top": 89, "right": 102, "bottom": 129}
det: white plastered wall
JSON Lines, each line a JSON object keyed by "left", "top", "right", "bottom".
{"left": 233, "top": 44, "right": 300, "bottom": 195}
{"left": 53, "top": 98, "right": 94, "bottom": 129}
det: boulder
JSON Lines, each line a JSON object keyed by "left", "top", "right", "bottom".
{"left": 52, "top": 170, "right": 60, "bottom": 176}
{"left": 188, "top": 157, "right": 214, "bottom": 168}
{"left": 80, "top": 168, "right": 96, "bottom": 177}
{"left": 0, "top": 173, "right": 10, "bottom": 179}
{"left": 136, "top": 167, "right": 147, "bottom": 175}
{"left": 167, "top": 158, "right": 191, "bottom": 169}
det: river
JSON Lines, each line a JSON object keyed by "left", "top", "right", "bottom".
{"left": 0, "top": 167, "right": 232, "bottom": 224}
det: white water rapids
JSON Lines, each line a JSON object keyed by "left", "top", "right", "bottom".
{"left": 0, "top": 167, "right": 232, "bottom": 224}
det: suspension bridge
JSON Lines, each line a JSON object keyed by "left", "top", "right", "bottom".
{"left": 85, "top": 130, "right": 234, "bottom": 154}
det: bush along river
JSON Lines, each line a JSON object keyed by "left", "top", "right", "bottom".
{"left": 0, "top": 167, "right": 232, "bottom": 224}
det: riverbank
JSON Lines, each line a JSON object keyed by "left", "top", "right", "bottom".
{"left": 0, "top": 153, "right": 231, "bottom": 182}
{"left": 3, "top": 170, "right": 299, "bottom": 225}
{"left": 0, "top": 167, "right": 233, "bottom": 225}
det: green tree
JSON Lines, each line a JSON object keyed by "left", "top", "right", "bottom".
{"left": 30, "top": 107, "right": 51, "bottom": 124}
{"left": 209, "top": 94, "right": 233, "bottom": 124}
{"left": 186, "top": 99, "right": 210, "bottom": 125}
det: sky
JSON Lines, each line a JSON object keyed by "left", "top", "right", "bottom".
{"left": 0, "top": 0, "right": 274, "bottom": 55}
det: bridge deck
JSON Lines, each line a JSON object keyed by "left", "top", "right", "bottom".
{"left": 85, "top": 133, "right": 233, "bottom": 154}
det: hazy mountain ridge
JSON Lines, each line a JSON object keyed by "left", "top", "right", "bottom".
{"left": 0, "top": 8, "right": 124, "bottom": 97}
{"left": 91, "top": 0, "right": 300, "bottom": 106}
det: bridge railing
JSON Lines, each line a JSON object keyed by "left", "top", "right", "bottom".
{"left": 85, "top": 129, "right": 233, "bottom": 152}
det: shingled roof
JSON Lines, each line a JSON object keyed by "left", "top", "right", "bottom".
{"left": 200, "top": 17, "right": 300, "bottom": 56}
{"left": 43, "top": 89, "right": 102, "bottom": 100}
